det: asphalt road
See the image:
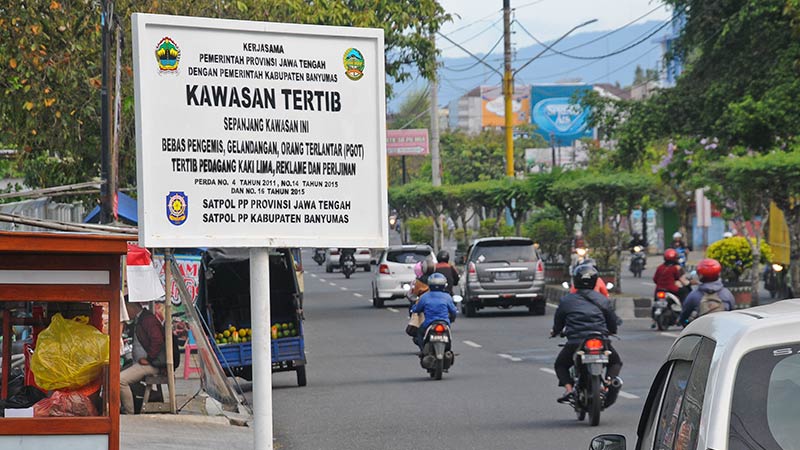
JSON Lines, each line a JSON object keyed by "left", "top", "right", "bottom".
{"left": 271, "top": 250, "right": 676, "bottom": 450}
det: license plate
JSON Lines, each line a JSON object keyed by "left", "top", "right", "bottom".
{"left": 429, "top": 334, "right": 449, "bottom": 342}
{"left": 495, "top": 272, "right": 519, "bottom": 280}
{"left": 581, "top": 354, "right": 608, "bottom": 364}
{"left": 654, "top": 300, "right": 668, "bottom": 308}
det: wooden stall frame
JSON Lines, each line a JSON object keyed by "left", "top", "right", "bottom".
{"left": 0, "top": 231, "right": 130, "bottom": 450}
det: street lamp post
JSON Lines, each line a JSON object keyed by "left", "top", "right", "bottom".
{"left": 504, "top": 17, "right": 597, "bottom": 177}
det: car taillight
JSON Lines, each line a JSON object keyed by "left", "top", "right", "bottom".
{"left": 434, "top": 324, "right": 446, "bottom": 334}
{"left": 657, "top": 291, "right": 666, "bottom": 299}
{"left": 469, "top": 262, "right": 476, "bottom": 274}
{"left": 359, "top": 249, "right": 370, "bottom": 254}
{"left": 584, "top": 338, "right": 604, "bottom": 354}
{"left": 536, "top": 260, "right": 544, "bottom": 273}
{"left": 379, "top": 264, "right": 390, "bottom": 275}
{"left": 331, "top": 250, "right": 339, "bottom": 255}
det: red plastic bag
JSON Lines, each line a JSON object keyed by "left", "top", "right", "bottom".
{"left": 33, "top": 390, "right": 98, "bottom": 417}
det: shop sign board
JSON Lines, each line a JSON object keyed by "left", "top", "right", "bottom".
{"left": 386, "top": 129, "right": 429, "bottom": 156}
{"left": 132, "top": 14, "right": 388, "bottom": 248}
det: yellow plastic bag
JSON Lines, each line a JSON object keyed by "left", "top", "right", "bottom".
{"left": 30, "top": 313, "right": 110, "bottom": 391}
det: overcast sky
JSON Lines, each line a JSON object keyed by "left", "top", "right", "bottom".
{"left": 437, "top": 0, "right": 672, "bottom": 58}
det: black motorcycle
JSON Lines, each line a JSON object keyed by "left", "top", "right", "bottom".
{"left": 652, "top": 290, "right": 682, "bottom": 331}
{"left": 561, "top": 334, "right": 621, "bottom": 426}
{"left": 764, "top": 263, "right": 791, "bottom": 299}
{"left": 340, "top": 252, "right": 356, "bottom": 279}
{"left": 312, "top": 248, "right": 326, "bottom": 266}
{"left": 418, "top": 321, "right": 455, "bottom": 380}
{"left": 629, "top": 246, "right": 646, "bottom": 278}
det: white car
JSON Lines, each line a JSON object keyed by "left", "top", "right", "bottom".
{"left": 325, "top": 248, "right": 372, "bottom": 273}
{"left": 591, "top": 299, "right": 800, "bottom": 450}
{"left": 370, "top": 245, "right": 435, "bottom": 307}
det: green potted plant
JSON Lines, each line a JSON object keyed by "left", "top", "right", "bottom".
{"left": 706, "top": 236, "right": 772, "bottom": 307}
{"left": 526, "top": 218, "right": 570, "bottom": 283}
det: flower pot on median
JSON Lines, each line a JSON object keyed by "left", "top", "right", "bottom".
{"left": 725, "top": 283, "right": 753, "bottom": 309}
{"left": 544, "top": 263, "right": 570, "bottom": 284}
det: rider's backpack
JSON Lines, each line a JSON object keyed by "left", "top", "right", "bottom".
{"left": 698, "top": 290, "right": 725, "bottom": 316}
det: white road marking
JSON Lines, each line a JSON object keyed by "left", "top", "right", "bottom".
{"left": 353, "top": 293, "right": 363, "bottom": 298}
{"left": 387, "top": 308, "right": 399, "bottom": 313}
{"left": 540, "top": 368, "right": 639, "bottom": 399}
{"left": 660, "top": 332, "right": 681, "bottom": 338}
{"left": 498, "top": 353, "right": 523, "bottom": 362}
{"left": 309, "top": 273, "right": 317, "bottom": 278}
{"left": 329, "top": 282, "right": 337, "bottom": 287}
{"left": 340, "top": 287, "right": 347, "bottom": 291}
{"left": 546, "top": 302, "right": 557, "bottom": 309}
{"left": 642, "top": 281, "right": 655, "bottom": 286}
{"left": 463, "top": 340, "right": 482, "bottom": 348}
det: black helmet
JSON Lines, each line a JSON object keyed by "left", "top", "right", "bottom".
{"left": 427, "top": 272, "right": 448, "bottom": 291}
{"left": 436, "top": 250, "right": 450, "bottom": 263}
{"left": 572, "top": 263, "right": 598, "bottom": 290}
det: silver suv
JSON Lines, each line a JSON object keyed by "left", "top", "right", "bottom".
{"left": 460, "top": 237, "right": 546, "bottom": 317}
{"left": 591, "top": 299, "right": 800, "bottom": 450}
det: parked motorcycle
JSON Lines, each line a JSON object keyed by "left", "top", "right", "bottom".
{"left": 559, "top": 333, "right": 621, "bottom": 426}
{"left": 312, "top": 248, "right": 326, "bottom": 266}
{"left": 629, "top": 246, "right": 646, "bottom": 278}
{"left": 340, "top": 252, "right": 356, "bottom": 279}
{"left": 652, "top": 290, "right": 682, "bottom": 331}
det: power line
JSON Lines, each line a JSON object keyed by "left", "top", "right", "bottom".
{"left": 442, "top": 34, "right": 504, "bottom": 72}
{"left": 515, "top": 0, "right": 551, "bottom": 10}
{"left": 440, "top": 16, "right": 503, "bottom": 51}
{"left": 515, "top": 14, "right": 677, "bottom": 61}
{"left": 554, "top": 3, "right": 667, "bottom": 53}
{"left": 588, "top": 45, "right": 661, "bottom": 83}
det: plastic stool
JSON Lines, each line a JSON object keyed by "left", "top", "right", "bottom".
{"left": 183, "top": 331, "right": 201, "bottom": 380}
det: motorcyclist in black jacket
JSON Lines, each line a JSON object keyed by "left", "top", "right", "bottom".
{"left": 551, "top": 263, "right": 623, "bottom": 403}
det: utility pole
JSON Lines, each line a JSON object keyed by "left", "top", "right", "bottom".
{"left": 430, "top": 33, "right": 441, "bottom": 188}
{"left": 100, "top": 0, "right": 114, "bottom": 224}
{"left": 430, "top": 33, "right": 442, "bottom": 252}
{"left": 503, "top": 0, "right": 514, "bottom": 177}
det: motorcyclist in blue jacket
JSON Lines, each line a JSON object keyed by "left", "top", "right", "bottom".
{"left": 410, "top": 273, "right": 457, "bottom": 351}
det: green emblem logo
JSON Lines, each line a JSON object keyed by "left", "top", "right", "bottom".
{"left": 343, "top": 48, "right": 365, "bottom": 81}
{"left": 155, "top": 37, "right": 180, "bottom": 72}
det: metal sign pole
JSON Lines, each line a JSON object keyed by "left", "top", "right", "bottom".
{"left": 250, "top": 248, "right": 273, "bottom": 449}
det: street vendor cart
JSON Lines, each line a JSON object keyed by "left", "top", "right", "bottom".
{"left": 197, "top": 248, "right": 307, "bottom": 386}
{"left": 0, "top": 231, "right": 128, "bottom": 450}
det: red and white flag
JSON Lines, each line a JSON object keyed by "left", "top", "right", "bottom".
{"left": 126, "top": 244, "right": 164, "bottom": 302}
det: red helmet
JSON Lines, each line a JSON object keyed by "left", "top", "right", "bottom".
{"left": 696, "top": 258, "right": 722, "bottom": 281}
{"left": 664, "top": 248, "right": 678, "bottom": 262}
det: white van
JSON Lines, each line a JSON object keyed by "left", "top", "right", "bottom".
{"left": 592, "top": 299, "right": 800, "bottom": 450}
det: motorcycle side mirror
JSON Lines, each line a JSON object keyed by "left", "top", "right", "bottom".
{"left": 452, "top": 295, "right": 463, "bottom": 304}
{"left": 606, "top": 282, "right": 614, "bottom": 291}
{"left": 589, "top": 434, "right": 626, "bottom": 450}
{"left": 561, "top": 281, "right": 570, "bottom": 290}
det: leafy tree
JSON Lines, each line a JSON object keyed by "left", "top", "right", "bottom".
{"left": 706, "top": 150, "right": 800, "bottom": 296}
{"left": 0, "top": 0, "right": 450, "bottom": 192}
{"left": 525, "top": 218, "right": 569, "bottom": 263}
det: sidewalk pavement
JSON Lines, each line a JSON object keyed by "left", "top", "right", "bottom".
{"left": 121, "top": 368, "right": 255, "bottom": 449}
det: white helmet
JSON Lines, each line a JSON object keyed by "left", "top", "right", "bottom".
{"left": 673, "top": 232, "right": 683, "bottom": 239}
{"left": 723, "top": 231, "right": 733, "bottom": 238}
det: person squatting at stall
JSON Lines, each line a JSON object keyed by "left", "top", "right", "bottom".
{"left": 120, "top": 299, "right": 165, "bottom": 414}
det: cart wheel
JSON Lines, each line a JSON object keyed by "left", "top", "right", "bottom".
{"left": 296, "top": 366, "right": 307, "bottom": 386}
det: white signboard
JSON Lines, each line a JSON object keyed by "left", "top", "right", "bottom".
{"left": 132, "top": 14, "right": 388, "bottom": 248}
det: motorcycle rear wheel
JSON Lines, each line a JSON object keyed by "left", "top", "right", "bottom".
{"left": 589, "top": 375, "right": 602, "bottom": 426}
{"left": 433, "top": 360, "right": 443, "bottom": 380}
{"left": 576, "top": 409, "right": 586, "bottom": 421}
{"left": 656, "top": 312, "right": 671, "bottom": 331}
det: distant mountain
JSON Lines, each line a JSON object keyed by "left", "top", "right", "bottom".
{"left": 389, "top": 20, "right": 668, "bottom": 111}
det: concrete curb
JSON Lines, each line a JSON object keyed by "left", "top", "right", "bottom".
{"left": 129, "top": 413, "right": 233, "bottom": 426}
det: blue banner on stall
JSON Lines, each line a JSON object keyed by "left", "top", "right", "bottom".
{"left": 531, "top": 84, "right": 593, "bottom": 144}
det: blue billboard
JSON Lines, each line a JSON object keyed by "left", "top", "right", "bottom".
{"left": 530, "top": 84, "right": 593, "bottom": 144}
